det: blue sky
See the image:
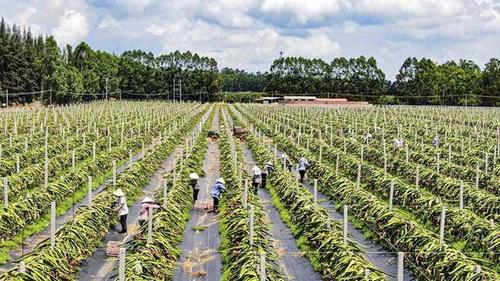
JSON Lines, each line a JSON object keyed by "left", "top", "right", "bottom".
{"left": 1, "top": 0, "right": 499, "bottom": 79}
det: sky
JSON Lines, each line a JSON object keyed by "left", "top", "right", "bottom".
{"left": 1, "top": 0, "right": 499, "bottom": 79}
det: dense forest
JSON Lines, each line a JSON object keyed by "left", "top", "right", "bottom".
{"left": 0, "top": 19, "right": 221, "bottom": 104}
{"left": 1, "top": 18, "right": 499, "bottom": 106}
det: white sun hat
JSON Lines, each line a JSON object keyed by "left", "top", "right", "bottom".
{"left": 266, "top": 161, "right": 273, "bottom": 165}
{"left": 252, "top": 166, "right": 261, "bottom": 175}
{"left": 141, "top": 196, "right": 154, "bottom": 204}
{"left": 113, "top": 189, "right": 125, "bottom": 197}
{"left": 189, "top": 173, "right": 199, "bottom": 179}
{"left": 216, "top": 178, "right": 225, "bottom": 184}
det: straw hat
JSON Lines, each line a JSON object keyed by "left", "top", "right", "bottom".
{"left": 141, "top": 196, "right": 154, "bottom": 204}
{"left": 113, "top": 189, "right": 125, "bottom": 197}
{"left": 216, "top": 178, "right": 225, "bottom": 184}
{"left": 189, "top": 173, "right": 199, "bottom": 180}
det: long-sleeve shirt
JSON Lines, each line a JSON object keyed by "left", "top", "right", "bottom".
{"left": 138, "top": 203, "right": 160, "bottom": 221}
{"left": 298, "top": 157, "right": 309, "bottom": 171}
{"left": 211, "top": 182, "right": 226, "bottom": 199}
{"left": 116, "top": 196, "right": 128, "bottom": 216}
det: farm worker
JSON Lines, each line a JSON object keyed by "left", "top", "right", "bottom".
{"left": 365, "top": 132, "right": 373, "bottom": 143}
{"left": 298, "top": 156, "right": 309, "bottom": 183}
{"left": 210, "top": 178, "right": 226, "bottom": 212}
{"left": 282, "top": 153, "right": 292, "bottom": 172}
{"left": 189, "top": 173, "right": 200, "bottom": 202}
{"left": 251, "top": 166, "right": 262, "bottom": 195}
{"left": 394, "top": 138, "right": 403, "bottom": 149}
{"left": 394, "top": 138, "right": 404, "bottom": 149}
{"left": 261, "top": 161, "right": 274, "bottom": 189}
{"left": 113, "top": 189, "right": 128, "bottom": 234}
{"left": 138, "top": 197, "right": 159, "bottom": 228}
{"left": 433, "top": 135, "right": 440, "bottom": 147}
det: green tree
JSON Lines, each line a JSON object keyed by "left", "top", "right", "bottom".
{"left": 483, "top": 58, "right": 500, "bottom": 106}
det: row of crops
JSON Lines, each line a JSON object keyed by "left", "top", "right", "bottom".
{"left": 0, "top": 102, "right": 498, "bottom": 280}
{"left": 229, "top": 103, "right": 499, "bottom": 280}
{"left": 0, "top": 101, "right": 209, "bottom": 279}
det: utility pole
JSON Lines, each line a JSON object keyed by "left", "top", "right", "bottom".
{"left": 5, "top": 89, "right": 8, "bottom": 109}
{"left": 105, "top": 78, "right": 108, "bottom": 101}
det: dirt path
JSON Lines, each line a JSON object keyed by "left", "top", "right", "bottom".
{"left": 271, "top": 147, "right": 415, "bottom": 281}
{"left": 0, "top": 144, "right": 148, "bottom": 273}
{"left": 76, "top": 144, "right": 182, "bottom": 281}
{"left": 240, "top": 143, "right": 322, "bottom": 281}
{"left": 173, "top": 112, "right": 222, "bottom": 281}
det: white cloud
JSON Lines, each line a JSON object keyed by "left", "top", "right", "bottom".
{"left": 261, "top": 0, "right": 350, "bottom": 23}
{"left": 342, "top": 20, "right": 358, "bottom": 34}
{"left": 146, "top": 17, "right": 341, "bottom": 71}
{"left": 52, "top": 10, "right": 89, "bottom": 45}
{"left": 115, "top": 0, "right": 152, "bottom": 12}
{"left": 0, "top": 0, "right": 498, "bottom": 79}
{"left": 98, "top": 15, "right": 120, "bottom": 29}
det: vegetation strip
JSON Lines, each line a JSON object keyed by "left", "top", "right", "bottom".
{"left": 230, "top": 106, "right": 387, "bottom": 280}
{"left": 119, "top": 106, "right": 213, "bottom": 280}
{"left": 218, "top": 107, "right": 283, "bottom": 281}
{"left": 0, "top": 104, "right": 207, "bottom": 280}
{"left": 245, "top": 104, "right": 499, "bottom": 265}
{"left": 236, "top": 104, "right": 500, "bottom": 280}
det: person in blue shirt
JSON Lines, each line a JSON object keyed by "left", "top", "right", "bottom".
{"left": 211, "top": 178, "right": 226, "bottom": 212}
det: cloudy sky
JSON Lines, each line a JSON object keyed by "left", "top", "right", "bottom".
{"left": 1, "top": 0, "right": 499, "bottom": 79}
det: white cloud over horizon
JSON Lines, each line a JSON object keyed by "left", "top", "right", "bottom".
{"left": 0, "top": 0, "right": 499, "bottom": 79}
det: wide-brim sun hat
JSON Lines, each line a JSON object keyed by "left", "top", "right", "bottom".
{"left": 113, "top": 189, "right": 125, "bottom": 196}
{"left": 189, "top": 173, "right": 199, "bottom": 179}
{"left": 141, "top": 196, "right": 154, "bottom": 204}
{"left": 216, "top": 178, "right": 225, "bottom": 184}
{"left": 252, "top": 166, "right": 261, "bottom": 175}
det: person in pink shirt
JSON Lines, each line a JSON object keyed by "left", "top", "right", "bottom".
{"left": 138, "top": 196, "right": 160, "bottom": 228}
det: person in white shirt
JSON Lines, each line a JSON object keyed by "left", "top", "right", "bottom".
{"left": 394, "top": 138, "right": 404, "bottom": 149}
{"left": 433, "top": 135, "right": 440, "bottom": 147}
{"left": 365, "top": 132, "right": 373, "bottom": 143}
{"left": 251, "top": 166, "right": 262, "bottom": 195}
{"left": 298, "top": 157, "right": 309, "bottom": 183}
{"left": 189, "top": 173, "right": 200, "bottom": 202}
{"left": 113, "top": 189, "right": 128, "bottom": 234}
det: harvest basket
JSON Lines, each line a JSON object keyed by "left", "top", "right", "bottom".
{"left": 106, "top": 241, "right": 122, "bottom": 257}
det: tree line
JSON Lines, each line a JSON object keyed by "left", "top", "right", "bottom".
{"left": 1, "top": 18, "right": 499, "bottom": 106}
{"left": 0, "top": 18, "right": 221, "bottom": 104}
{"left": 264, "top": 56, "right": 500, "bottom": 106}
